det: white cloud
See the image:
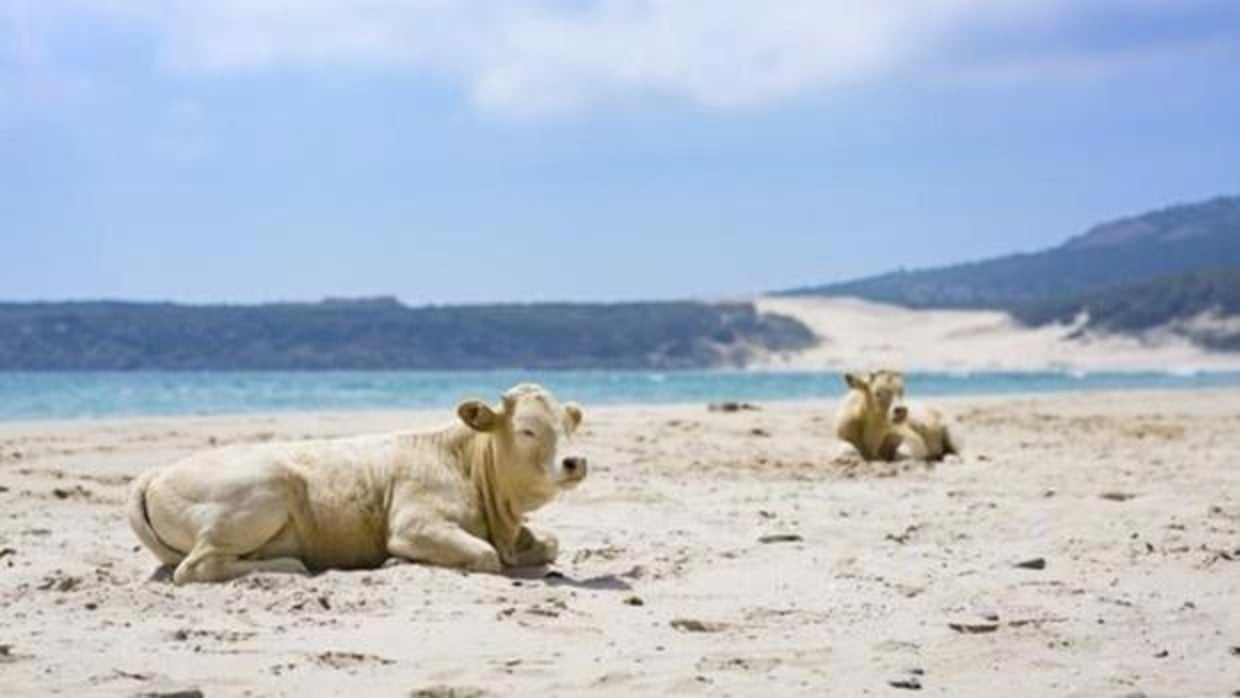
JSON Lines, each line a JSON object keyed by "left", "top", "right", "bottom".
{"left": 146, "top": 0, "right": 1064, "bottom": 115}
{"left": 4, "top": 0, "right": 1233, "bottom": 118}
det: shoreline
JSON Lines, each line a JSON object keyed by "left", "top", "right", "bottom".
{"left": 2, "top": 379, "right": 1240, "bottom": 428}
{"left": 2, "top": 372, "right": 1240, "bottom": 425}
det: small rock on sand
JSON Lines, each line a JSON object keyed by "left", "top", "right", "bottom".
{"left": 51, "top": 485, "right": 92, "bottom": 500}
{"left": 1014, "top": 557, "right": 1047, "bottom": 570}
{"left": 1100, "top": 492, "right": 1137, "bottom": 502}
{"left": 888, "top": 676, "right": 922, "bottom": 690}
{"left": 758, "top": 533, "right": 803, "bottom": 544}
{"left": 671, "top": 618, "right": 725, "bottom": 633}
{"left": 410, "top": 687, "right": 490, "bottom": 698}
{"left": 38, "top": 575, "right": 81, "bottom": 592}
{"left": 948, "top": 620, "right": 1000, "bottom": 634}
{"left": 888, "top": 668, "right": 925, "bottom": 690}
{"left": 708, "top": 402, "right": 760, "bottom": 413}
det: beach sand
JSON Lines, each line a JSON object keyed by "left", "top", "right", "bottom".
{"left": 1, "top": 389, "right": 1238, "bottom": 696}
{"left": 755, "top": 296, "right": 1240, "bottom": 372}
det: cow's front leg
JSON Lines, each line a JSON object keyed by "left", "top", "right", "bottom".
{"left": 387, "top": 523, "right": 502, "bottom": 573}
{"left": 510, "top": 526, "right": 559, "bottom": 567}
{"left": 832, "top": 439, "right": 865, "bottom": 465}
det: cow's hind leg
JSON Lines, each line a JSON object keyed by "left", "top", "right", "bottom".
{"left": 892, "top": 427, "right": 928, "bottom": 461}
{"left": 172, "top": 502, "right": 308, "bottom": 585}
{"left": 174, "top": 545, "right": 309, "bottom": 584}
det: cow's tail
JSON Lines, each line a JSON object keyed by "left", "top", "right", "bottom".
{"left": 126, "top": 470, "right": 185, "bottom": 565}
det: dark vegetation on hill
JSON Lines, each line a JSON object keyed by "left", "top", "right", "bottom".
{"left": 1011, "top": 266, "right": 1240, "bottom": 350}
{"left": 783, "top": 196, "right": 1240, "bottom": 309}
{"left": 0, "top": 298, "right": 816, "bottom": 370}
{"left": 783, "top": 195, "right": 1240, "bottom": 349}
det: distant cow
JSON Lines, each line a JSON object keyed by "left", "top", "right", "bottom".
{"left": 127, "top": 384, "right": 587, "bottom": 584}
{"left": 833, "top": 370, "right": 959, "bottom": 462}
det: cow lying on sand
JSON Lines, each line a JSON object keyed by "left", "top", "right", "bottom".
{"left": 833, "top": 370, "right": 959, "bottom": 462}
{"left": 127, "top": 384, "right": 587, "bottom": 584}
{"left": 892, "top": 401, "right": 959, "bottom": 462}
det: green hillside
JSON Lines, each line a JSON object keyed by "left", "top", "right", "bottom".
{"left": 1012, "top": 266, "right": 1240, "bottom": 350}
{"left": 783, "top": 196, "right": 1240, "bottom": 309}
{"left": 0, "top": 298, "right": 816, "bottom": 370}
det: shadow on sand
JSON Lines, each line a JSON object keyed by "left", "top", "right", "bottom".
{"left": 505, "top": 567, "right": 633, "bottom": 591}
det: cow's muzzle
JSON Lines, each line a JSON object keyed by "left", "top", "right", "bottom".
{"left": 560, "top": 456, "right": 588, "bottom": 484}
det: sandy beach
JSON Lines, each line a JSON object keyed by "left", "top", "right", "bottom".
{"left": 1, "top": 389, "right": 1238, "bottom": 696}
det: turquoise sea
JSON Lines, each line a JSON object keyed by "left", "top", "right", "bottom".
{"left": 1, "top": 370, "right": 1239, "bottom": 422}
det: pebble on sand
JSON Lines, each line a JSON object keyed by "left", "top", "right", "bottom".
{"left": 670, "top": 618, "right": 725, "bottom": 633}
{"left": 758, "top": 533, "right": 803, "bottom": 544}
{"left": 708, "top": 402, "right": 760, "bottom": 413}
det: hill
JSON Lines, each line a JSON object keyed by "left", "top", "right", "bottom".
{"left": 0, "top": 298, "right": 816, "bottom": 370}
{"left": 1011, "top": 266, "right": 1240, "bottom": 350}
{"left": 783, "top": 195, "right": 1240, "bottom": 309}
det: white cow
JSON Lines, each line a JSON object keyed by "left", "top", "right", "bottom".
{"left": 127, "top": 384, "right": 587, "bottom": 584}
{"left": 834, "top": 370, "right": 960, "bottom": 462}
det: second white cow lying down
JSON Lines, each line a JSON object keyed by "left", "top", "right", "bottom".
{"left": 127, "top": 383, "right": 587, "bottom": 584}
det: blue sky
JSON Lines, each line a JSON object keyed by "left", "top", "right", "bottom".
{"left": 3, "top": 0, "right": 1239, "bottom": 304}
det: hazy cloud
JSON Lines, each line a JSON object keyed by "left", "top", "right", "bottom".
{"left": 3, "top": 0, "right": 1234, "bottom": 118}
{"left": 145, "top": 0, "right": 1057, "bottom": 115}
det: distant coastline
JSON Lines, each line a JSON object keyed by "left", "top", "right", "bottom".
{"left": 0, "top": 298, "right": 813, "bottom": 371}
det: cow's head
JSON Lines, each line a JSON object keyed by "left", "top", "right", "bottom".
{"left": 844, "top": 369, "right": 908, "bottom": 423}
{"left": 457, "top": 383, "right": 587, "bottom": 501}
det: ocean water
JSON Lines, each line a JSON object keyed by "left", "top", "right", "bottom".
{"left": 0, "top": 370, "right": 1239, "bottom": 422}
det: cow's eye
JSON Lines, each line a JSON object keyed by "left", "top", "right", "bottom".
{"left": 520, "top": 428, "right": 537, "bottom": 439}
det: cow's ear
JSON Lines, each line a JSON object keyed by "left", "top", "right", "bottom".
{"left": 844, "top": 373, "right": 868, "bottom": 390}
{"left": 458, "top": 399, "right": 499, "bottom": 432}
{"left": 564, "top": 402, "right": 584, "bottom": 432}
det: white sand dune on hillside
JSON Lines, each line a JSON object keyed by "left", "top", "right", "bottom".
{"left": 754, "top": 296, "right": 1240, "bottom": 373}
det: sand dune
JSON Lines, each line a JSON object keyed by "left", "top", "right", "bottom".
{"left": 755, "top": 296, "right": 1240, "bottom": 372}
{"left": 1, "top": 390, "right": 1238, "bottom": 695}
